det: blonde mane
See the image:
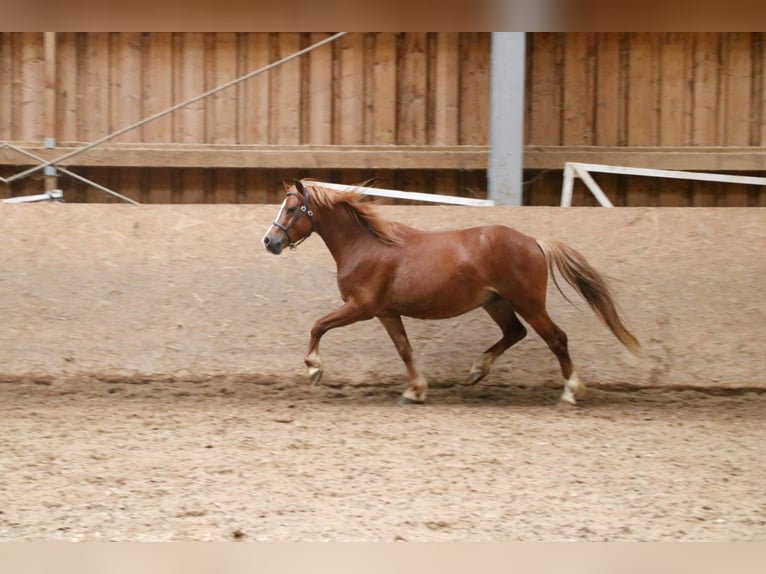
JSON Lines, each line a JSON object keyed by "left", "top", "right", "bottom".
{"left": 302, "top": 182, "right": 403, "bottom": 246}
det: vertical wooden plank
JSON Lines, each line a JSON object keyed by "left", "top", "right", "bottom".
{"left": 246, "top": 170, "right": 273, "bottom": 203}
{"left": 110, "top": 33, "right": 142, "bottom": 143}
{"left": 83, "top": 33, "right": 111, "bottom": 141}
{"left": 64, "top": 168, "right": 87, "bottom": 202}
{"left": 370, "top": 32, "right": 397, "bottom": 144}
{"left": 626, "top": 33, "right": 659, "bottom": 146}
{"left": 115, "top": 168, "right": 142, "bottom": 204}
{"left": 56, "top": 33, "right": 78, "bottom": 142}
{"left": 43, "top": 32, "right": 57, "bottom": 191}
{"left": 74, "top": 33, "right": 87, "bottom": 141}
{"left": 174, "top": 33, "right": 206, "bottom": 143}
{"left": 270, "top": 32, "right": 302, "bottom": 145}
{"left": 458, "top": 32, "right": 490, "bottom": 145}
{"left": 397, "top": 171, "right": 428, "bottom": 203}
{"left": 334, "top": 33, "right": 365, "bottom": 145}
{"left": 241, "top": 33, "right": 271, "bottom": 144}
{"left": 625, "top": 174, "right": 656, "bottom": 206}
{"left": 457, "top": 170, "right": 488, "bottom": 201}
{"left": 433, "top": 171, "right": 458, "bottom": 196}
{"left": 138, "top": 168, "right": 151, "bottom": 203}
{"left": 148, "top": 167, "right": 174, "bottom": 203}
{"left": 213, "top": 169, "right": 237, "bottom": 203}
{"left": 593, "top": 33, "right": 622, "bottom": 146}
{"left": 691, "top": 33, "right": 722, "bottom": 146}
{"left": 526, "top": 170, "right": 563, "bottom": 206}
{"left": 18, "top": 32, "right": 45, "bottom": 142}
{"left": 0, "top": 34, "right": 11, "bottom": 140}
{"left": 362, "top": 33, "right": 378, "bottom": 145}
{"left": 658, "top": 33, "right": 692, "bottom": 146}
{"left": 561, "top": 33, "right": 596, "bottom": 145}
{"left": 10, "top": 33, "right": 22, "bottom": 140}
{"left": 433, "top": 32, "right": 460, "bottom": 145}
{"left": 718, "top": 180, "right": 751, "bottom": 206}
{"left": 527, "top": 33, "right": 562, "bottom": 145}
{"left": 181, "top": 168, "right": 206, "bottom": 202}
{"left": 142, "top": 33, "right": 173, "bottom": 143}
{"left": 397, "top": 33, "right": 428, "bottom": 145}
{"left": 82, "top": 167, "right": 107, "bottom": 202}
{"left": 758, "top": 172, "right": 766, "bottom": 206}
{"left": 43, "top": 32, "right": 56, "bottom": 140}
{"left": 306, "top": 32, "right": 333, "bottom": 144}
{"left": 658, "top": 177, "right": 691, "bottom": 206}
{"left": 721, "top": 33, "right": 753, "bottom": 146}
{"left": 208, "top": 32, "right": 239, "bottom": 144}
{"left": 691, "top": 180, "right": 719, "bottom": 206}
{"left": 751, "top": 33, "right": 764, "bottom": 146}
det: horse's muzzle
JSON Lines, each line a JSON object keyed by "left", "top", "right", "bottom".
{"left": 262, "top": 234, "right": 284, "bottom": 255}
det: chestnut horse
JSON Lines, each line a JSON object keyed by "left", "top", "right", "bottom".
{"left": 262, "top": 180, "right": 640, "bottom": 406}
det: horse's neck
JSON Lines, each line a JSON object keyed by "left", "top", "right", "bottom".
{"left": 315, "top": 205, "right": 377, "bottom": 264}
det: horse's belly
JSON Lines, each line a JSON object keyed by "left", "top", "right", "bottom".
{"left": 388, "top": 279, "right": 494, "bottom": 320}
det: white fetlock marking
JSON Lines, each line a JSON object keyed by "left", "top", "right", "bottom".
{"left": 560, "top": 386, "right": 577, "bottom": 405}
{"left": 403, "top": 375, "right": 428, "bottom": 402}
{"left": 469, "top": 352, "right": 494, "bottom": 377}
{"left": 561, "top": 370, "right": 585, "bottom": 404}
{"left": 306, "top": 352, "right": 323, "bottom": 383}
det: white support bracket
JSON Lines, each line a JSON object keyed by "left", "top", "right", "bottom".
{"left": 3, "top": 189, "right": 63, "bottom": 203}
{"left": 560, "top": 162, "right": 766, "bottom": 207}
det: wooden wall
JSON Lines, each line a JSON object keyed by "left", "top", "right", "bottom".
{"left": 524, "top": 32, "right": 766, "bottom": 206}
{"left": 1, "top": 32, "right": 765, "bottom": 205}
{"left": 526, "top": 33, "right": 766, "bottom": 148}
{"left": 0, "top": 32, "right": 489, "bottom": 146}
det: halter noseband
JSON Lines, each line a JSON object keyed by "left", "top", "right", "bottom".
{"left": 271, "top": 188, "right": 315, "bottom": 250}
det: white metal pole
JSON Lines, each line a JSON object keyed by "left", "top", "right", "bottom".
{"left": 488, "top": 32, "right": 526, "bottom": 206}
{"left": 560, "top": 163, "right": 575, "bottom": 207}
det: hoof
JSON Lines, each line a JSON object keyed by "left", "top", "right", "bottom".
{"left": 557, "top": 399, "right": 578, "bottom": 409}
{"left": 467, "top": 370, "right": 487, "bottom": 385}
{"left": 397, "top": 396, "right": 425, "bottom": 406}
{"left": 308, "top": 367, "right": 323, "bottom": 386}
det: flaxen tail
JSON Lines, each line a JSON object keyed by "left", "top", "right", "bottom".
{"left": 537, "top": 239, "right": 641, "bottom": 355}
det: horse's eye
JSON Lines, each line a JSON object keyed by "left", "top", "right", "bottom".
{"left": 286, "top": 206, "right": 296, "bottom": 215}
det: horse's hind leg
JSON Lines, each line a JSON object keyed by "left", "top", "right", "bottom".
{"left": 469, "top": 298, "right": 527, "bottom": 384}
{"left": 378, "top": 315, "right": 428, "bottom": 405}
{"left": 519, "top": 308, "right": 585, "bottom": 406}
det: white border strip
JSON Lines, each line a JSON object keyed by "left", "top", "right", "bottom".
{"left": 2, "top": 190, "right": 63, "bottom": 203}
{"left": 561, "top": 162, "right": 766, "bottom": 207}
{"left": 315, "top": 181, "right": 495, "bottom": 207}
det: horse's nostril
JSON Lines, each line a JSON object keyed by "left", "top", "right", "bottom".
{"left": 263, "top": 236, "right": 270, "bottom": 246}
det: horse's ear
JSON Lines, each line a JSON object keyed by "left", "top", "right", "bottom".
{"left": 294, "top": 179, "right": 307, "bottom": 196}
{"left": 282, "top": 181, "right": 291, "bottom": 192}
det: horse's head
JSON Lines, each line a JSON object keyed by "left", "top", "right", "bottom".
{"left": 262, "top": 180, "right": 316, "bottom": 254}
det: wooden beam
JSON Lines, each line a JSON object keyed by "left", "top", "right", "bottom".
{"left": 523, "top": 146, "right": 766, "bottom": 171}
{"left": 3, "top": 143, "right": 766, "bottom": 172}
{"left": 0, "top": 143, "right": 488, "bottom": 170}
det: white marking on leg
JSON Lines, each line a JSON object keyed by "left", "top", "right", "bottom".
{"left": 469, "top": 351, "right": 495, "bottom": 383}
{"left": 306, "top": 351, "right": 323, "bottom": 384}
{"left": 402, "top": 374, "right": 428, "bottom": 403}
{"left": 560, "top": 370, "right": 585, "bottom": 405}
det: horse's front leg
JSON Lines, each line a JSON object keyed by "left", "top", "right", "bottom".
{"left": 377, "top": 315, "right": 428, "bottom": 405}
{"left": 305, "top": 300, "right": 372, "bottom": 385}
